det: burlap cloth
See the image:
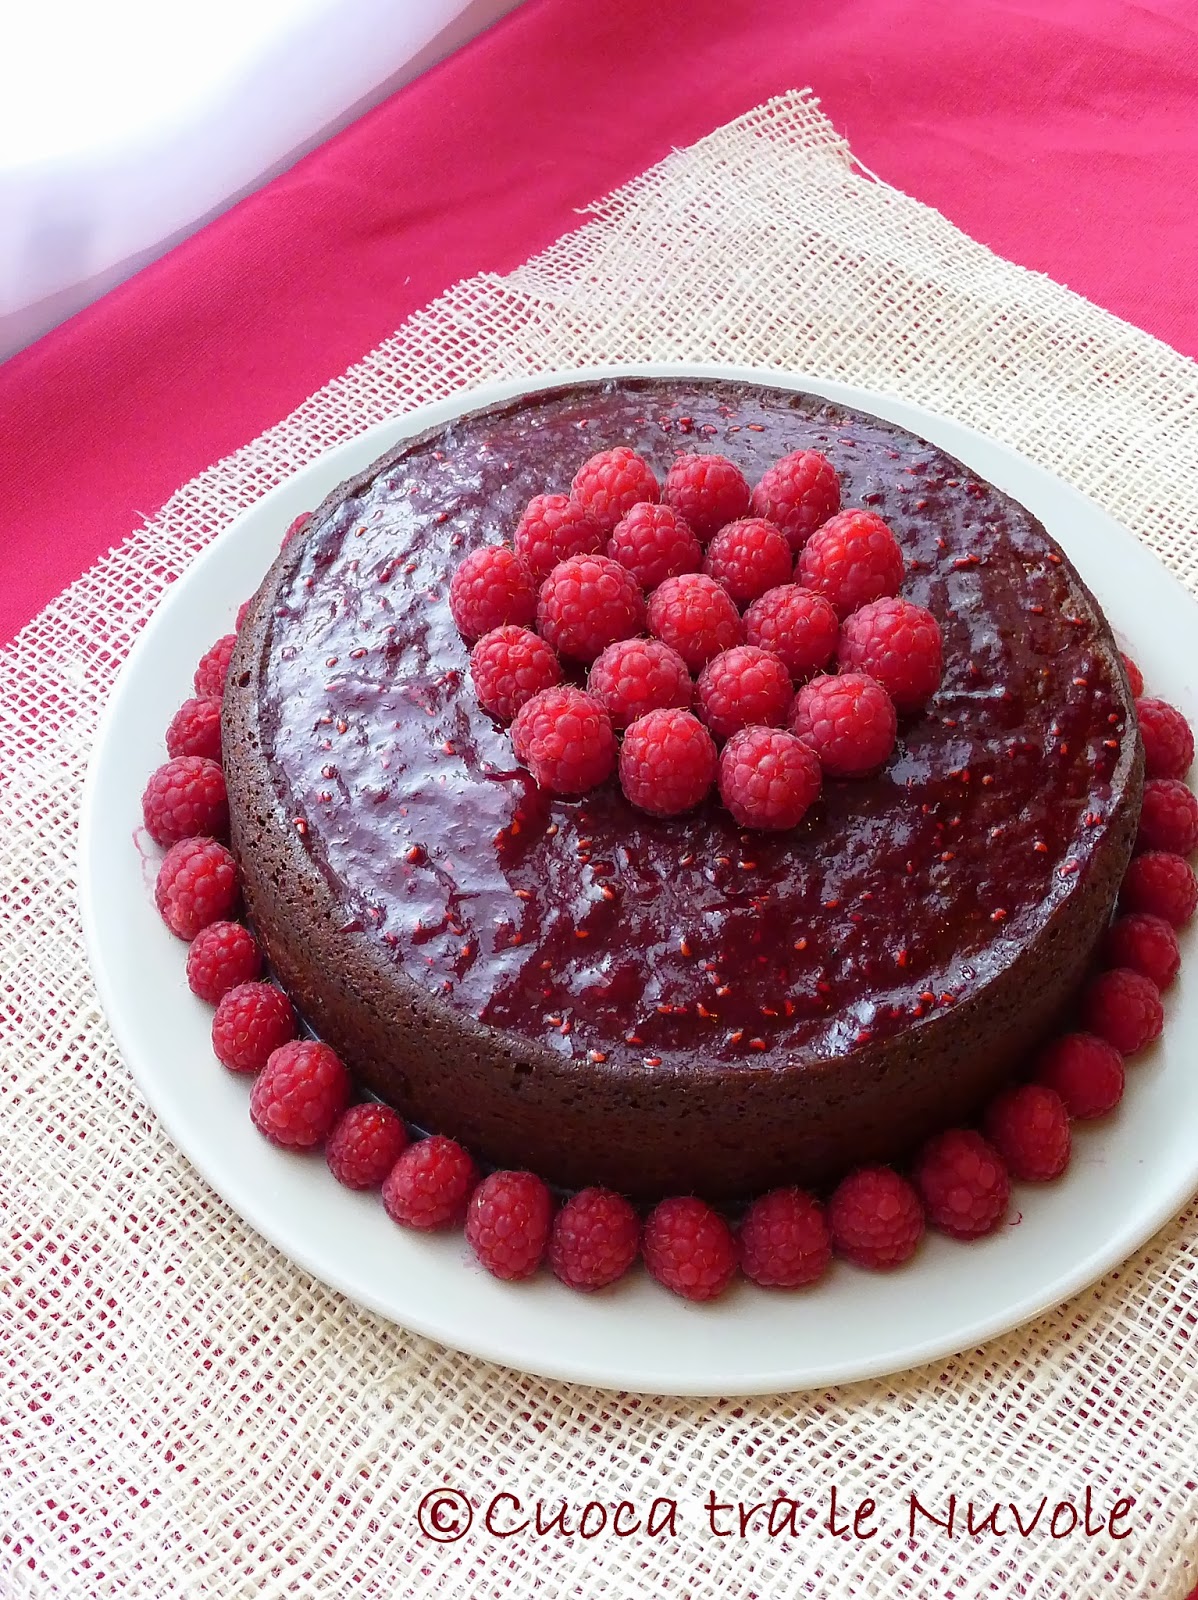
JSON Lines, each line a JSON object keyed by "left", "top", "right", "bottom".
{"left": 4, "top": 90, "right": 1198, "bottom": 1599}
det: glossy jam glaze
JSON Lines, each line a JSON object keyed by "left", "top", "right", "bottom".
{"left": 253, "top": 378, "right": 1133, "bottom": 1080}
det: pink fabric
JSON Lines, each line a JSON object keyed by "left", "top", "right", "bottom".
{"left": 2, "top": 0, "right": 1196, "bottom": 644}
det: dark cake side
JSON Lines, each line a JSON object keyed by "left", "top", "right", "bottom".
{"left": 223, "top": 376, "right": 1143, "bottom": 1201}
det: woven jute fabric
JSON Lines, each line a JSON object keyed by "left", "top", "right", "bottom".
{"left": 3, "top": 90, "right": 1197, "bottom": 1600}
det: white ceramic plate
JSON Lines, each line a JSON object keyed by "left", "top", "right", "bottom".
{"left": 79, "top": 363, "right": 1198, "bottom": 1397}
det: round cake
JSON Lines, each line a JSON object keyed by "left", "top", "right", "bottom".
{"left": 223, "top": 376, "right": 1143, "bottom": 1201}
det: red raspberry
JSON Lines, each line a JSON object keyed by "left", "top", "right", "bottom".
{"left": 828, "top": 1167, "right": 924, "bottom": 1270}
{"left": 382, "top": 1135, "right": 478, "bottom": 1229}
{"left": 738, "top": 1187, "right": 831, "bottom": 1288}
{"left": 1137, "top": 779, "right": 1198, "bottom": 856}
{"left": 536, "top": 554, "right": 645, "bottom": 662}
{"left": 718, "top": 726, "right": 822, "bottom": 831}
{"left": 280, "top": 511, "right": 313, "bottom": 548}
{"left": 325, "top": 1102, "right": 408, "bottom": 1190}
{"left": 512, "top": 493, "right": 605, "bottom": 580}
{"left": 194, "top": 634, "right": 237, "bottom": 699}
{"left": 211, "top": 981, "right": 296, "bottom": 1073}
{"left": 1082, "top": 967, "right": 1163, "bottom": 1054}
{"left": 743, "top": 585, "right": 839, "bottom": 682}
{"left": 703, "top": 518, "right": 792, "bottom": 606}
{"left": 750, "top": 450, "right": 840, "bottom": 551}
{"left": 797, "top": 510, "right": 904, "bottom": 619}
{"left": 185, "top": 919, "right": 263, "bottom": 1003}
{"left": 837, "top": 597, "right": 943, "bottom": 713}
{"left": 570, "top": 447, "right": 659, "bottom": 532}
{"left": 250, "top": 1040, "right": 352, "bottom": 1150}
{"left": 913, "top": 1129, "right": 1010, "bottom": 1240}
{"left": 465, "top": 1170, "right": 554, "bottom": 1281}
{"left": 696, "top": 646, "right": 793, "bottom": 739}
{"left": 165, "top": 697, "right": 223, "bottom": 763}
{"left": 790, "top": 672, "right": 897, "bottom": 777}
{"left": 141, "top": 755, "right": 228, "bottom": 847}
{"left": 510, "top": 686, "right": 616, "bottom": 795}
{"left": 155, "top": 837, "right": 239, "bottom": 940}
{"left": 619, "top": 708, "right": 718, "bottom": 816}
{"left": 1120, "top": 850, "right": 1198, "bottom": 926}
{"left": 235, "top": 598, "right": 253, "bottom": 631}
{"left": 587, "top": 638, "right": 691, "bottom": 730}
{"left": 642, "top": 1196, "right": 738, "bottom": 1302}
{"left": 1137, "top": 697, "right": 1194, "bottom": 780}
{"left": 548, "top": 1188, "right": 641, "bottom": 1291}
{"left": 448, "top": 545, "right": 537, "bottom": 641}
{"left": 663, "top": 453, "right": 751, "bottom": 540}
{"left": 1035, "top": 1033, "right": 1124, "bottom": 1120}
{"left": 469, "top": 626, "right": 562, "bottom": 722}
{"left": 647, "top": 572, "right": 743, "bottom": 671}
{"left": 1121, "top": 654, "right": 1144, "bottom": 697}
{"left": 984, "top": 1084, "right": 1071, "bottom": 1182}
{"left": 608, "top": 502, "right": 702, "bottom": 592}
{"left": 1103, "top": 912, "right": 1181, "bottom": 990}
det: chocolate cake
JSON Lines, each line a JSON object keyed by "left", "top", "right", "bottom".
{"left": 222, "top": 376, "right": 1143, "bottom": 1201}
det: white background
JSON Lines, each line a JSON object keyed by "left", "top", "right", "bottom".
{"left": 0, "top": 0, "right": 526, "bottom": 361}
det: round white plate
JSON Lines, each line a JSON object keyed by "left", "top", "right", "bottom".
{"left": 79, "top": 363, "right": 1198, "bottom": 1397}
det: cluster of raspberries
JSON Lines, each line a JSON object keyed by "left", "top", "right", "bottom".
{"left": 451, "top": 447, "right": 944, "bottom": 830}
{"left": 138, "top": 515, "right": 1196, "bottom": 1299}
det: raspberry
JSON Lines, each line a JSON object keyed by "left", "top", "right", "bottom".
{"left": 570, "top": 447, "right": 659, "bottom": 532}
{"left": 663, "top": 453, "right": 751, "bottom": 541}
{"left": 280, "top": 511, "right": 313, "bottom": 548}
{"left": 738, "top": 1187, "right": 831, "bottom": 1288}
{"left": 382, "top": 1135, "right": 478, "bottom": 1229}
{"left": 1081, "top": 967, "right": 1163, "bottom": 1054}
{"left": 194, "top": 634, "right": 237, "bottom": 699}
{"left": 1103, "top": 912, "right": 1181, "bottom": 990}
{"left": 703, "top": 518, "right": 793, "bottom": 606}
{"left": 1137, "top": 779, "right": 1198, "bottom": 856}
{"left": 548, "top": 1188, "right": 641, "bottom": 1291}
{"left": 155, "top": 837, "right": 239, "bottom": 940}
{"left": 235, "top": 598, "right": 253, "bottom": 632}
{"left": 469, "top": 626, "right": 562, "bottom": 722}
{"left": 141, "top": 755, "right": 228, "bottom": 847}
{"left": 913, "top": 1129, "right": 1010, "bottom": 1240}
{"left": 211, "top": 981, "right": 296, "bottom": 1073}
{"left": 619, "top": 708, "right": 718, "bottom": 816}
{"left": 797, "top": 510, "right": 904, "bottom": 619}
{"left": 165, "top": 697, "right": 223, "bottom": 763}
{"left": 1120, "top": 851, "right": 1198, "bottom": 926}
{"left": 465, "top": 1170, "right": 554, "bottom": 1281}
{"left": 587, "top": 638, "right": 692, "bottom": 730}
{"left": 696, "top": 646, "right": 793, "bottom": 739}
{"left": 1121, "top": 654, "right": 1144, "bottom": 697}
{"left": 249, "top": 1040, "right": 352, "bottom": 1150}
{"left": 1137, "top": 697, "right": 1194, "bottom": 780}
{"left": 789, "top": 672, "right": 897, "bottom": 777}
{"left": 512, "top": 493, "right": 605, "bottom": 580}
{"left": 647, "top": 572, "right": 743, "bottom": 671}
{"left": 510, "top": 686, "right": 616, "bottom": 795}
{"left": 1035, "top": 1032, "right": 1125, "bottom": 1120}
{"left": 608, "top": 502, "right": 702, "bottom": 592}
{"left": 984, "top": 1085, "right": 1071, "bottom": 1182}
{"left": 185, "top": 919, "right": 263, "bottom": 1003}
{"left": 837, "top": 596, "right": 943, "bottom": 713}
{"left": 448, "top": 545, "right": 537, "bottom": 641}
{"left": 325, "top": 1102, "right": 408, "bottom": 1190}
{"left": 718, "top": 726, "right": 822, "bottom": 830}
{"left": 536, "top": 554, "right": 645, "bottom": 662}
{"left": 827, "top": 1167, "right": 924, "bottom": 1270}
{"left": 750, "top": 450, "right": 840, "bottom": 551}
{"left": 642, "top": 1196, "right": 738, "bottom": 1301}
{"left": 743, "top": 585, "right": 839, "bottom": 681}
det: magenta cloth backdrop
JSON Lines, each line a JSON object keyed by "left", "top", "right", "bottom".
{"left": 1, "top": 0, "right": 1195, "bottom": 645}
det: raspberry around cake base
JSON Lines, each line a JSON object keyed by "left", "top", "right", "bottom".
{"left": 223, "top": 377, "right": 1143, "bottom": 1202}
